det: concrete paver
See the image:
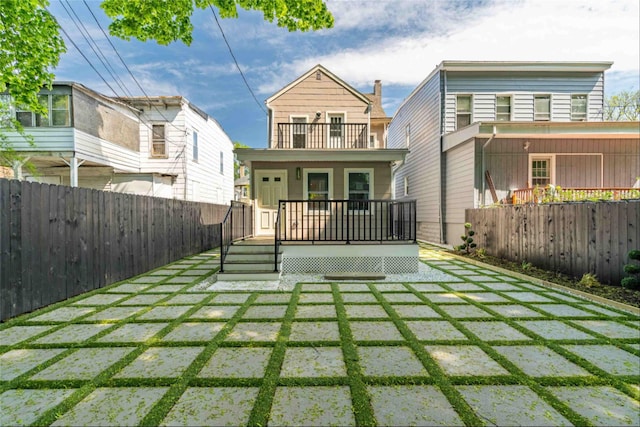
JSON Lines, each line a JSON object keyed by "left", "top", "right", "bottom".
{"left": 2, "top": 246, "right": 639, "bottom": 427}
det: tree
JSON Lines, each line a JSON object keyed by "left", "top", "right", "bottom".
{"left": 0, "top": 0, "right": 66, "bottom": 168}
{"left": 603, "top": 90, "right": 640, "bottom": 121}
{"left": 0, "top": 0, "right": 333, "bottom": 167}
{"left": 233, "top": 141, "right": 249, "bottom": 179}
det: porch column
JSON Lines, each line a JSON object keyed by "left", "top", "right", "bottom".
{"left": 60, "top": 155, "right": 86, "bottom": 187}
{"left": 11, "top": 160, "right": 24, "bottom": 180}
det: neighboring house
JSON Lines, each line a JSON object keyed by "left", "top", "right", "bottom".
{"left": 2, "top": 83, "right": 234, "bottom": 204}
{"left": 234, "top": 164, "right": 250, "bottom": 202}
{"left": 233, "top": 64, "right": 415, "bottom": 278}
{"left": 387, "top": 61, "right": 640, "bottom": 245}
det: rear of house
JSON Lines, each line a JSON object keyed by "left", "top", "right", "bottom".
{"left": 388, "top": 61, "right": 640, "bottom": 245}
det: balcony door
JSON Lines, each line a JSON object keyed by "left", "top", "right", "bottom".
{"left": 327, "top": 113, "right": 345, "bottom": 148}
{"left": 255, "top": 170, "right": 288, "bottom": 236}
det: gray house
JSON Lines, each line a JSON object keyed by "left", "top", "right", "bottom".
{"left": 388, "top": 61, "right": 640, "bottom": 245}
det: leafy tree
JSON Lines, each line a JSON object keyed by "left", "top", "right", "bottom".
{"left": 603, "top": 90, "right": 640, "bottom": 121}
{"left": 0, "top": 0, "right": 66, "bottom": 168}
{"left": 0, "top": 0, "right": 333, "bottom": 168}
{"left": 233, "top": 141, "right": 249, "bottom": 179}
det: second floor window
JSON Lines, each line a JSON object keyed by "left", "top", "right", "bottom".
{"left": 151, "top": 124, "right": 166, "bottom": 156}
{"left": 496, "top": 96, "right": 511, "bottom": 121}
{"left": 220, "top": 151, "right": 224, "bottom": 175}
{"left": 571, "top": 95, "right": 587, "bottom": 121}
{"left": 456, "top": 95, "right": 472, "bottom": 129}
{"left": 192, "top": 131, "right": 199, "bottom": 162}
{"left": 15, "top": 94, "right": 71, "bottom": 127}
{"left": 534, "top": 95, "right": 551, "bottom": 121}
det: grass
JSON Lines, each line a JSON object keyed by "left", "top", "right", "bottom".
{"left": 450, "top": 250, "right": 640, "bottom": 308}
{"left": 1, "top": 249, "right": 639, "bottom": 426}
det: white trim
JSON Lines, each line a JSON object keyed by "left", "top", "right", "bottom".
{"left": 344, "top": 168, "right": 374, "bottom": 212}
{"left": 404, "top": 176, "right": 409, "bottom": 197}
{"left": 455, "top": 94, "right": 473, "bottom": 130}
{"left": 570, "top": 94, "right": 589, "bottom": 122}
{"left": 495, "top": 94, "right": 513, "bottom": 121}
{"left": 405, "top": 123, "right": 411, "bottom": 148}
{"left": 326, "top": 111, "right": 347, "bottom": 148}
{"left": 533, "top": 94, "right": 552, "bottom": 121}
{"left": 528, "top": 154, "right": 556, "bottom": 186}
{"left": 303, "top": 168, "right": 333, "bottom": 211}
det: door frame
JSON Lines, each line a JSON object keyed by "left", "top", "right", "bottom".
{"left": 326, "top": 111, "right": 346, "bottom": 148}
{"left": 254, "top": 169, "right": 288, "bottom": 236}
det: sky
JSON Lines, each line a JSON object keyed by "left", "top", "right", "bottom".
{"left": 48, "top": 0, "right": 640, "bottom": 148}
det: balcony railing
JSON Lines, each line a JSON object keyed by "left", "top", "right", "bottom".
{"left": 276, "top": 123, "right": 368, "bottom": 149}
{"left": 512, "top": 187, "right": 640, "bottom": 204}
{"left": 275, "top": 199, "right": 417, "bottom": 243}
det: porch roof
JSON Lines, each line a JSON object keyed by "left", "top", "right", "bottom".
{"left": 235, "top": 148, "right": 409, "bottom": 164}
{"left": 443, "top": 121, "right": 640, "bottom": 151}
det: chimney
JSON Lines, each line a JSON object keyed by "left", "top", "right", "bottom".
{"left": 374, "top": 80, "right": 382, "bottom": 97}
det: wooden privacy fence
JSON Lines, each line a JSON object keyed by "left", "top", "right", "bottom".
{"left": 0, "top": 179, "right": 229, "bottom": 321}
{"left": 466, "top": 200, "right": 639, "bottom": 285}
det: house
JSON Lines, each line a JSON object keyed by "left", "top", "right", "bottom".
{"left": 234, "top": 163, "right": 250, "bottom": 203}
{"left": 2, "top": 82, "right": 234, "bottom": 204}
{"left": 387, "top": 61, "right": 640, "bottom": 245}
{"left": 233, "top": 64, "right": 416, "bottom": 278}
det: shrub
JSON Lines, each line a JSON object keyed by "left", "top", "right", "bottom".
{"left": 456, "top": 223, "right": 477, "bottom": 254}
{"left": 578, "top": 273, "right": 600, "bottom": 288}
{"left": 521, "top": 261, "right": 532, "bottom": 271}
{"left": 621, "top": 249, "right": 640, "bottom": 289}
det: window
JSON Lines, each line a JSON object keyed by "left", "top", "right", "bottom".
{"left": 405, "top": 124, "right": 410, "bottom": 148}
{"left": 192, "top": 131, "right": 198, "bottom": 162}
{"left": 291, "top": 117, "right": 307, "bottom": 148}
{"left": 571, "top": 94, "right": 587, "bottom": 121}
{"left": 304, "top": 169, "right": 332, "bottom": 210}
{"left": 456, "top": 95, "right": 472, "bottom": 129}
{"left": 345, "top": 169, "right": 373, "bottom": 211}
{"left": 219, "top": 151, "right": 224, "bottom": 175}
{"left": 151, "top": 124, "right": 166, "bottom": 156}
{"left": 534, "top": 95, "right": 551, "bottom": 121}
{"left": 531, "top": 157, "right": 552, "bottom": 186}
{"left": 0, "top": 94, "right": 11, "bottom": 126}
{"left": 404, "top": 176, "right": 409, "bottom": 196}
{"left": 369, "top": 134, "right": 377, "bottom": 148}
{"left": 13, "top": 93, "right": 71, "bottom": 127}
{"left": 496, "top": 96, "right": 511, "bottom": 121}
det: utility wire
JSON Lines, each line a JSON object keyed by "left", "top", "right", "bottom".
{"left": 208, "top": 4, "right": 266, "bottom": 114}
{"left": 59, "top": 0, "right": 130, "bottom": 97}
{"left": 82, "top": 0, "right": 192, "bottom": 137}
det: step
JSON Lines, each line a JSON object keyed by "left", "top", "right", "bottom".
{"left": 226, "top": 244, "right": 278, "bottom": 254}
{"left": 217, "top": 271, "right": 281, "bottom": 281}
{"left": 221, "top": 261, "right": 279, "bottom": 272}
{"left": 225, "top": 253, "right": 281, "bottom": 262}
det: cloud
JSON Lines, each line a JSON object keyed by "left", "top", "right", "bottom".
{"left": 258, "top": 0, "right": 639, "bottom": 93}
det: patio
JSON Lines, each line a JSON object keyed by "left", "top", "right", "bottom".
{"left": 1, "top": 246, "right": 639, "bottom": 426}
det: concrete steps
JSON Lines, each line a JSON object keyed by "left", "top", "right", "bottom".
{"left": 218, "top": 242, "right": 282, "bottom": 281}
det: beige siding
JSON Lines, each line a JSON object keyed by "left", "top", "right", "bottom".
{"left": 269, "top": 70, "right": 369, "bottom": 147}
{"left": 251, "top": 161, "right": 392, "bottom": 200}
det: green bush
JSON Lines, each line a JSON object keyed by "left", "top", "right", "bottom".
{"left": 578, "top": 273, "right": 600, "bottom": 288}
{"left": 456, "top": 223, "right": 477, "bottom": 254}
{"left": 621, "top": 249, "right": 640, "bottom": 289}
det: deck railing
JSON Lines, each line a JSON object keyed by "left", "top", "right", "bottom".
{"left": 512, "top": 187, "right": 640, "bottom": 204}
{"left": 219, "top": 201, "right": 253, "bottom": 272}
{"left": 275, "top": 199, "right": 417, "bottom": 243}
{"left": 276, "top": 123, "right": 368, "bottom": 149}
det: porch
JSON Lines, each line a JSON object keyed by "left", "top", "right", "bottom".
{"left": 276, "top": 123, "right": 368, "bottom": 149}
{"left": 511, "top": 186, "right": 640, "bottom": 204}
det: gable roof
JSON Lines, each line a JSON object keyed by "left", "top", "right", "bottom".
{"left": 266, "top": 64, "right": 371, "bottom": 106}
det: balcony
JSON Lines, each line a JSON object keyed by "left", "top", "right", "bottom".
{"left": 276, "top": 123, "right": 368, "bottom": 149}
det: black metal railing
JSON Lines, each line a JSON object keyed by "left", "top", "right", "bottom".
{"left": 276, "top": 123, "right": 368, "bottom": 149}
{"left": 274, "top": 203, "right": 282, "bottom": 272}
{"left": 275, "top": 199, "right": 417, "bottom": 243}
{"left": 219, "top": 201, "right": 253, "bottom": 272}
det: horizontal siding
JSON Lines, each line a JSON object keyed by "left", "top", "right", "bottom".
{"left": 5, "top": 128, "right": 74, "bottom": 151}
{"left": 269, "top": 71, "right": 369, "bottom": 147}
{"left": 388, "top": 72, "right": 442, "bottom": 242}
{"left": 443, "top": 71, "right": 605, "bottom": 129}
{"left": 251, "top": 161, "right": 392, "bottom": 200}
{"left": 74, "top": 129, "right": 140, "bottom": 171}
{"left": 444, "top": 141, "right": 475, "bottom": 244}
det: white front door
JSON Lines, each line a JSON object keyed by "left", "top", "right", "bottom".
{"left": 328, "top": 113, "right": 344, "bottom": 148}
{"left": 255, "top": 170, "right": 288, "bottom": 236}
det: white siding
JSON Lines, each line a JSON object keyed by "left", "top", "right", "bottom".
{"left": 74, "top": 129, "right": 140, "bottom": 171}
{"left": 388, "top": 72, "right": 443, "bottom": 242}
{"left": 5, "top": 128, "right": 74, "bottom": 151}
{"left": 444, "top": 141, "right": 476, "bottom": 244}
{"left": 443, "top": 71, "right": 606, "bottom": 128}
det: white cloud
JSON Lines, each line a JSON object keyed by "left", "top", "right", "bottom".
{"left": 259, "top": 0, "right": 639, "bottom": 93}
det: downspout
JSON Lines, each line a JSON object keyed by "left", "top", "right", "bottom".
{"left": 480, "top": 125, "right": 497, "bottom": 206}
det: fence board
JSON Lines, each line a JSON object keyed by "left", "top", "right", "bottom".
{"left": 466, "top": 200, "right": 639, "bottom": 285}
{"left": 0, "top": 179, "right": 234, "bottom": 320}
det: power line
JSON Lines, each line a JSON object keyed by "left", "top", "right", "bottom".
{"left": 208, "top": 4, "right": 266, "bottom": 115}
